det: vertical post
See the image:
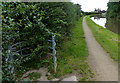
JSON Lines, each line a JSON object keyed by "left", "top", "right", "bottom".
{"left": 0, "top": 2, "right": 2, "bottom": 82}
{"left": 52, "top": 35, "right": 57, "bottom": 72}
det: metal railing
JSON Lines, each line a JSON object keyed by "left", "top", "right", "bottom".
{"left": 48, "top": 35, "right": 57, "bottom": 72}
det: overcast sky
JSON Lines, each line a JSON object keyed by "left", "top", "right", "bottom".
{"left": 71, "top": 0, "right": 109, "bottom": 12}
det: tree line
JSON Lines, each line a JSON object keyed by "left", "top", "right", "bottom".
{"left": 106, "top": 2, "right": 120, "bottom": 20}
{"left": 2, "top": 2, "right": 82, "bottom": 81}
{"left": 106, "top": 2, "right": 120, "bottom": 34}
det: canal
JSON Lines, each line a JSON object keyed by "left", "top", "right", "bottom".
{"left": 91, "top": 16, "right": 119, "bottom": 34}
{"left": 90, "top": 16, "right": 106, "bottom": 28}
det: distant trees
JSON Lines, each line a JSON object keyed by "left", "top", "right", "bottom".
{"left": 2, "top": 2, "right": 82, "bottom": 81}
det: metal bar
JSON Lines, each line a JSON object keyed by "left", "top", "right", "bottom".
{"left": 52, "top": 35, "right": 57, "bottom": 72}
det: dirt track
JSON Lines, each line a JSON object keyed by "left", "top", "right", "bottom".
{"left": 82, "top": 17, "right": 118, "bottom": 81}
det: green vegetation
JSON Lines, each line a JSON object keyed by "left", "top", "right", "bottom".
{"left": 106, "top": 2, "right": 120, "bottom": 34}
{"left": 106, "top": 2, "right": 120, "bottom": 60}
{"left": 26, "top": 72, "right": 41, "bottom": 80}
{"left": 48, "top": 17, "right": 94, "bottom": 81}
{"left": 86, "top": 16, "right": 118, "bottom": 62}
{"left": 2, "top": 2, "right": 83, "bottom": 81}
{"left": 106, "top": 2, "right": 120, "bottom": 19}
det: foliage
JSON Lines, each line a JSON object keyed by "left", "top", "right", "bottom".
{"left": 106, "top": 2, "right": 120, "bottom": 19}
{"left": 2, "top": 2, "right": 82, "bottom": 81}
{"left": 106, "top": 2, "right": 120, "bottom": 34}
{"left": 48, "top": 17, "right": 94, "bottom": 81}
{"left": 26, "top": 72, "right": 41, "bottom": 80}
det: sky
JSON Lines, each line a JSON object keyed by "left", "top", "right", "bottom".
{"left": 71, "top": 0, "right": 109, "bottom": 12}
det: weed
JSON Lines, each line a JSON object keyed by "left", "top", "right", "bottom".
{"left": 27, "top": 72, "right": 41, "bottom": 80}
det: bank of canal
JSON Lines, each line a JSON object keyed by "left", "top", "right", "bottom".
{"left": 86, "top": 16, "right": 119, "bottom": 62}
{"left": 90, "top": 17, "right": 106, "bottom": 28}
{"left": 90, "top": 15, "right": 119, "bottom": 35}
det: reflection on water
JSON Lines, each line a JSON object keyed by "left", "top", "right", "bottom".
{"left": 91, "top": 15, "right": 119, "bottom": 34}
{"left": 91, "top": 17, "right": 106, "bottom": 28}
{"left": 106, "top": 18, "right": 120, "bottom": 34}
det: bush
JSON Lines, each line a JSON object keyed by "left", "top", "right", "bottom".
{"left": 2, "top": 2, "right": 82, "bottom": 81}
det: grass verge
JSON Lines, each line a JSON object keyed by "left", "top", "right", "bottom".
{"left": 26, "top": 72, "right": 41, "bottom": 80}
{"left": 48, "top": 17, "right": 94, "bottom": 81}
{"left": 86, "top": 16, "right": 119, "bottom": 62}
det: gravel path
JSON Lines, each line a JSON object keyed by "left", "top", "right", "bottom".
{"left": 82, "top": 17, "right": 118, "bottom": 81}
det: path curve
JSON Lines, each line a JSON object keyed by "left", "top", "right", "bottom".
{"left": 82, "top": 17, "right": 118, "bottom": 81}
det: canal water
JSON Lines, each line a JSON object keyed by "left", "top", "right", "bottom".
{"left": 91, "top": 16, "right": 119, "bottom": 34}
{"left": 90, "top": 17, "right": 106, "bottom": 28}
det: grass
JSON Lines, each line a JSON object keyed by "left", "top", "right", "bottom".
{"left": 48, "top": 17, "right": 94, "bottom": 81}
{"left": 26, "top": 72, "right": 41, "bottom": 80}
{"left": 86, "top": 16, "right": 119, "bottom": 62}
